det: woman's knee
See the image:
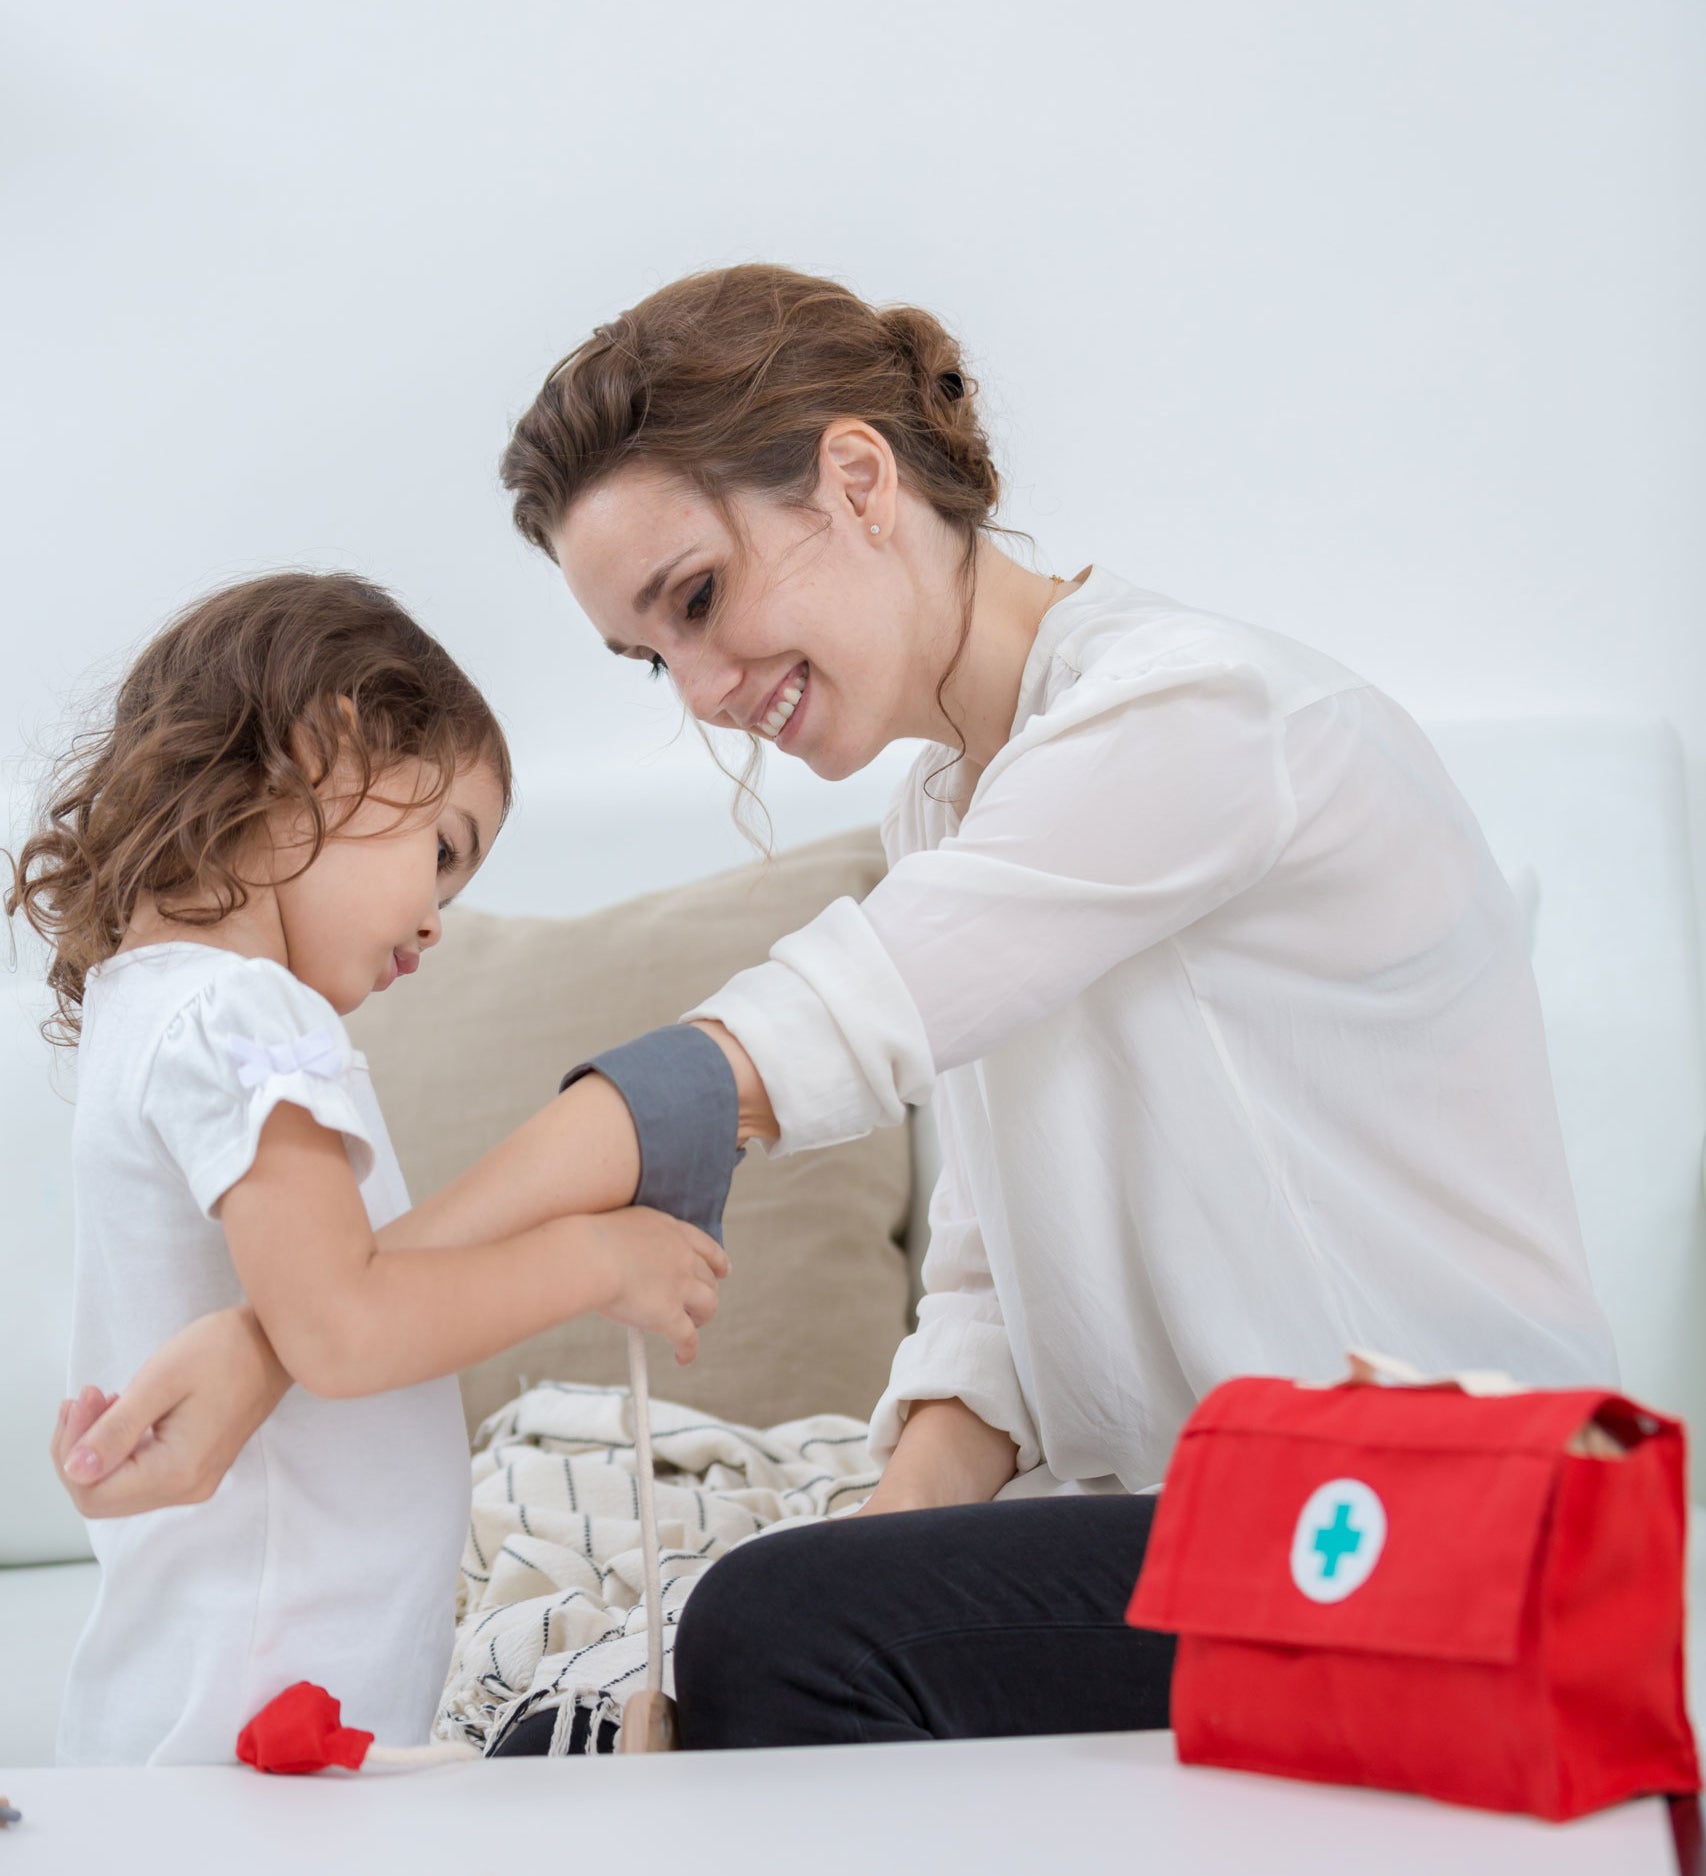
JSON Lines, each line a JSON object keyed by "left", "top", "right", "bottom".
{"left": 674, "top": 1523, "right": 862, "bottom": 1749}
{"left": 677, "top": 1526, "right": 826, "bottom": 1685}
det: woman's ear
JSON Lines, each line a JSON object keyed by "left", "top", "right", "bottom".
{"left": 818, "top": 421, "right": 897, "bottom": 540}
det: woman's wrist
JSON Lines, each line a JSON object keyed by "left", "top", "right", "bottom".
{"left": 687, "top": 1019, "right": 778, "bottom": 1147}
{"left": 869, "top": 1396, "right": 1020, "bottom": 1512}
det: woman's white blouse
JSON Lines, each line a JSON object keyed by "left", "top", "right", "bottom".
{"left": 690, "top": 568, "right": 1617, "bottom": 1491}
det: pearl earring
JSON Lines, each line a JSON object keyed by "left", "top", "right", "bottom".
{"left": 869, "top": 524, "right": 880, "bottom": 535}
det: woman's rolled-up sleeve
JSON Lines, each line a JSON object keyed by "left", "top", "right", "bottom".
{"left": 686, "top": 656, "right": 1296, "bottom": 1157}
{"left": 867, "top": 1108, "right": 1042, "bottom": 1473}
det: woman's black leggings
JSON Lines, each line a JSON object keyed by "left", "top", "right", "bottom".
{"left": 672, "top": 1493, "right": 1174, "bottom": 1749}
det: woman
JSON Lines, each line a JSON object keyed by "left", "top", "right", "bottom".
{"left": 54, "top": 263, "right": 1616, "bottom": 1750}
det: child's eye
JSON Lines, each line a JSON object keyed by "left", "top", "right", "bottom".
{"left": 647, "top": 653, "right": 667, "bottom": 680}
{"left": 437, "top": 836, "right": 457, "bottom": 872}
{"left": 684, "top": 573, "right": 714, "bottom": 623}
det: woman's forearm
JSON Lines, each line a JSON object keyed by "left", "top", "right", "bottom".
{"left": 865, "top": 1397, "right": 1020, "bottom": 1512}
{"left": 688, "top": 1019, "right": 779, "bottom": 1145}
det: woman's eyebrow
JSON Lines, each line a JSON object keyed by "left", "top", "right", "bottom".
{"left": 632, "top": 547, "right": 699, "bottom": 614}
{"left": 605, "top": 548, "right": 703, "bottom": 655}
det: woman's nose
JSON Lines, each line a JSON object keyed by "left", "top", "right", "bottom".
{"left": 670, "top": 645, "right": 745, "bottom": 725}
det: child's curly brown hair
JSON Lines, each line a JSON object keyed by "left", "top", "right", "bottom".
{"left": 5, "top": 571, "right": 512, "bottom": 1044}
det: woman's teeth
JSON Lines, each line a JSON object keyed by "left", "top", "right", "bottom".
{"left": 759, "top": 666, "right": 807, "bottom": 740}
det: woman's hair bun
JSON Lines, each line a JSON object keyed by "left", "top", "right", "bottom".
{"left": 877, "top": 303, "right": 999, "bottom": 514}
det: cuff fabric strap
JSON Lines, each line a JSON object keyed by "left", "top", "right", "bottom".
{"left": 560, "top": 1025, "right": 743, "bottom": 1244}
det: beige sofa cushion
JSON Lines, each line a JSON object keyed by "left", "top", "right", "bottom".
{"left": 347, "top": 827, "right": 911, "bottom": 1441}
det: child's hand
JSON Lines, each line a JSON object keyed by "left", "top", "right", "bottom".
{"left": 52, "top": 1387, "right": 124, "bottom": 1507}
{"left": 583, "top": 1207, "right": 731, "bottom": 1366}
{"left": 50, "top": 1306, "right": 291, "bottom": 1516}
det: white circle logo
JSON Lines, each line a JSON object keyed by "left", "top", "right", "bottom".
{"left": 1290, "top": 1478, "right": 1387, "bottom": 1603}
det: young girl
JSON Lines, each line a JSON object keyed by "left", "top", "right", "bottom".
{"left": 7, "top": 572, "right": 728, "bottom": 1765}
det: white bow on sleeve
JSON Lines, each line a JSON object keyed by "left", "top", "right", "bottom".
{"left": 225, "top": 1029, "right": 344, "bottom": 1089}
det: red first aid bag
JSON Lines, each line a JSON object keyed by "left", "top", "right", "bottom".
{"left": 1127, "top": 1359, "right": 1701, "bottom": 1820}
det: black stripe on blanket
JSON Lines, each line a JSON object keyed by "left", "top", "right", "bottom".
{"left": 489, "top": 1699, "right": 617, "bottom": 1758}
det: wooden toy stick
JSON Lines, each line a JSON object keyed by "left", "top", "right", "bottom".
{"left": 629, "top": 1326, "right": 665, "bottom": 1694}
{"left": 0, "top": 1795, "right": 20, "bottom": 1827}
{"left": 619, "top": 1327, "right": 679, "bottom": 1753}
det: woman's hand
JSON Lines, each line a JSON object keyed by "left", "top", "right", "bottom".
{"left": 582, "top": 1206, "right": 731, "bottom": 1366}
{"left": 687, "top": 1020, "right": 779, "bottom": 1146}
{"left": 51, "top": 1306, "right": 291, "bottom": 1516}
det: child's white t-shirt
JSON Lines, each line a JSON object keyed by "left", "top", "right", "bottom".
{"left": 57, "top": 943, "right": 470, "bottom": 1766}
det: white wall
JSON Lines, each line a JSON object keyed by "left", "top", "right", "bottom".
{"left": 1, "top": 2, "right": 1703, "bottom": 1558}
{"left": 4, "top": 0, "right": 1703, "bottom": 898}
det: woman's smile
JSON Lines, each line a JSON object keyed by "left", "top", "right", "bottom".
{"left": 755, "top": 662, "right": 809, "bottom": 743}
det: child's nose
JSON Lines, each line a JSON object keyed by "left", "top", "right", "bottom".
{"left": 419, "top": 905, "right": 443, "bottom": 950}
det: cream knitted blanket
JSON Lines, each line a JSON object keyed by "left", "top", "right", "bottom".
{"left": 435, "top": 1381, "right": 880, "bottom": 1754}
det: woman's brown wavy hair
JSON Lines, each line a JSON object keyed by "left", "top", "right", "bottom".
{"left": 5, "top": 571, "right": 512, "bottom": 1045}
{"left": 501, "top": 263, "right": 1000, "bottom": 557}
{"left": 499, "top": 263, "right": 1009, "bottom": 822}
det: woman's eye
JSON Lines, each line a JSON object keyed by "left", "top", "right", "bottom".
{"left": 647, "top": 653, "right": 667, "bottom": 680}
{"left": 684, "top": 573, "right": 714, "bottom": 623}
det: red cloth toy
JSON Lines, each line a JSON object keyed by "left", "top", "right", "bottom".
{"left": 237, "top": 1683, "right": 478, "bottom": 1775}
{"left": 238, "top": 1683, "right": 375, "bottom": 1774}
{"left": 1128, "top": 1356, "right": 1701, "bottom": 1821}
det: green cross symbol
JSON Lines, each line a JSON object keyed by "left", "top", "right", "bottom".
{"left": 1313, "top": 1501, "right": 1363, "bottom": 1578}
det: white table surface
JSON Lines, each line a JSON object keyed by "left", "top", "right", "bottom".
{"left": 0, "top": 1731, "right": 1679, "bottom": 1876}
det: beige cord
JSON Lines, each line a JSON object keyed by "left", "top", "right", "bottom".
{"left": 365, "top": 1740, "right": 481, "bottom": 1766}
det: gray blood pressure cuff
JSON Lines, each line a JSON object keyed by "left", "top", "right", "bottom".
{"left": 560, "top": 1024, "right": 744, "bottom": 1245}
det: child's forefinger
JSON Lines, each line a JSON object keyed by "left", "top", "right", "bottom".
{"left": 58, "top": 1388, "right": 107, "bottom": 1454}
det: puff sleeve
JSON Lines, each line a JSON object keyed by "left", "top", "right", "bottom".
{"left": 139, "top": 958, "right": 376, "bottom": 1218}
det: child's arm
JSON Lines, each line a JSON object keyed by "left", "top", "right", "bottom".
{"left": 55, "top": 1308, "right": 291, "bottom": 1506}
{"left": 221, "top": 1102, "right": 729, "bottom": 1398}
{"left": 58, "top": 1021, "right": 768, "bottom": 1501}
{"left": 376, "top": 1068, "right": 642, "bottom": 1254}
{"left": 376, "top": 1020, "right": 776, "bottom": 1255}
